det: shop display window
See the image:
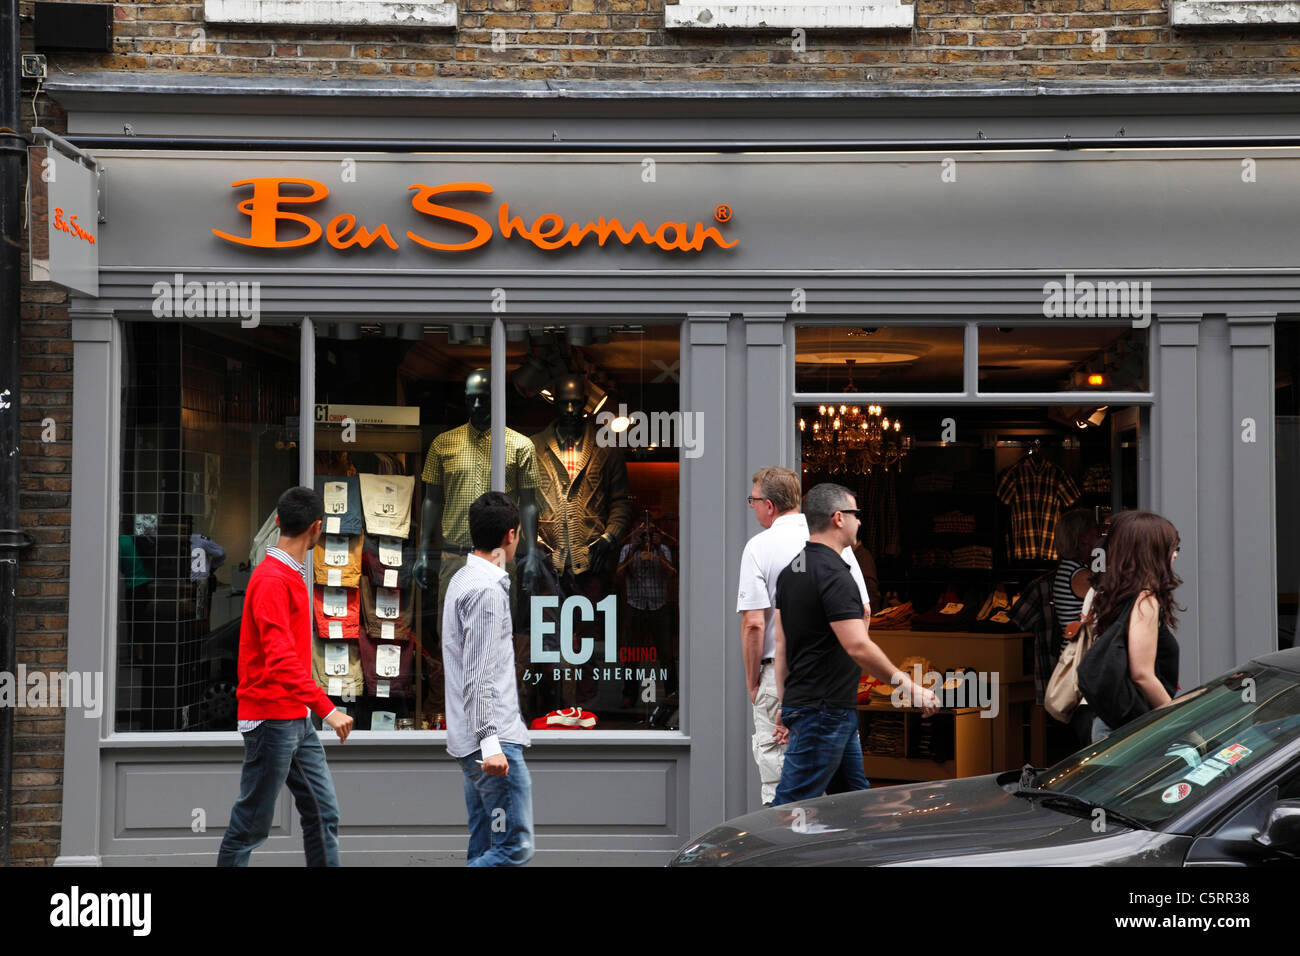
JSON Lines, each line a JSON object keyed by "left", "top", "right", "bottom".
{"left": 314, "top": 322, "right": 683, "bottom": 734}
{"left": 795, "top": 325, "right": 965, "bottom": 393}
{"left": 117, "top": 322, "right": 301, "bottom": 732}
{"left": 1276, "top": 320, "right": 1300, "bottom": 651}
{"left": 117, "top": 320, "right": 682, "bottom": 734}
{"left": 797, "top": 400, "right": 1140, "bottom": 772}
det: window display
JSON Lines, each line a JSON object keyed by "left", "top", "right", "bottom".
{"left": 117, "top": 322, "right": 301, "bottom": 732}
{"left": 116, "top": 317, "right": 682, "bottom": 734}
{"left": 311, "top": 322, "right": 682, "bottom": 734}
{"left": 795, "top": 392, "right": 1144, "bottom": 775}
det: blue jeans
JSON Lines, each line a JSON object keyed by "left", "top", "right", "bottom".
{"left": 457, "top": 743, "right": 534, "bottom": 867}
{"left": 217, "top": 718, "right": 341, "bottom": 867}
{"left": 1091, "top": 716, "right": 1113, "bottom": 744}
{"left": 771, "top": 705, "right": 870, "bottom": 807}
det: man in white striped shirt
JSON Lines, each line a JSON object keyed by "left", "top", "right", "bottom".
{"left": 442, "top": 491, "right": 533, "bottom": 866}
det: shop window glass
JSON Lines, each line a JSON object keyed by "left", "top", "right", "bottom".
{"left": 312, "top": 322, "right": 681, "bottom": 734}
{"left": 978, "top": 325, "right": 1148, "bottom": 393}
{"left": 796, "top": 402, "right": 1138, "bottom": 773}
{"left": 117, "top": 322, "right": 301, "bottom": 732}
{"left": 1277, "top": 320, "right": 1300, "bottom": 651}
{"left": 795, "top": 326, "right": 964, "bottom": 393}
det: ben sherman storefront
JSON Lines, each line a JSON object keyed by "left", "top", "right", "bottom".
{"left": 48, "top": 81, "right": 1295, "bottom": 865}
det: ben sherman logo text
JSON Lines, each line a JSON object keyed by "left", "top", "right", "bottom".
{"left": 212, "top": 178, "right": 738, "bottom": 255}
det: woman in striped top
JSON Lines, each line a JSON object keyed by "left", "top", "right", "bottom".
{"left": 1053, "top": 509, "right": 1102, "bottom": 654}
{"left": 1053, "top": 509, "right": 1102, "bottom": 747}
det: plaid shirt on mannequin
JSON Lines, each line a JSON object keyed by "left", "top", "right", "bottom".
{"left": 421, "top": 422, "right": 540, "bottom": 550}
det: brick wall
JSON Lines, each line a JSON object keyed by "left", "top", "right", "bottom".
{"left": 11, "top": 89, "right": 71, "bottom": 866}
{"left": 20, "top": 0, "right": 1300, "bottom": 82}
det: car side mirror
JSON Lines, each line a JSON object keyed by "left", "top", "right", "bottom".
{"left": 1254, "top": 799, "right": 1300, "bottom": 852}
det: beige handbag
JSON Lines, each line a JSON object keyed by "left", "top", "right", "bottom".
{"left": 1044, "top": 588, "right": 1095, "bottom": 722}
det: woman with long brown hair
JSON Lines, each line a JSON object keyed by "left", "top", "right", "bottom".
{"left": 1087, "top": 510, "right": 1183, "bottom": 742}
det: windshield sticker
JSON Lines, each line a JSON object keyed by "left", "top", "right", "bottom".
{"left": 1217, "top": 744, "right": 1252, "bottom": 765}
{"left": 1183, "top": 758, "right": 1230, "bottom": 787}
{"left": 1162, "top": 782, "right": 1194, "bottom": 804}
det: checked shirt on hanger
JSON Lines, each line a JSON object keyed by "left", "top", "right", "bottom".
{"left": 997, "top": 454, "right": 1081, "bottom": 561}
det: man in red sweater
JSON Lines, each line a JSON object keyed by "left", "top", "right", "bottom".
{"left": 217, "top": 486, "right": 354, "bottom": 867}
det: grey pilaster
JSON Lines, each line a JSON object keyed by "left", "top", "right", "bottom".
{"left": 684, "top": 312, "right": 731, "bottom": 837}
{"left": 1228, "top": 313, "right": 1277, "bottom": 666}
{"left": 1153, "top": 315, "right": 1201, "bottom": 685}
{"left": 55, "top": 311, "right": 118, "bottom": 866}
{"left": 739, "top": 312, "right": 788, "bottom": 813}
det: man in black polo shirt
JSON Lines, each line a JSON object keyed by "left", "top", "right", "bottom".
{"left": 771, "top": 483, "right": 939, "bottom": 806}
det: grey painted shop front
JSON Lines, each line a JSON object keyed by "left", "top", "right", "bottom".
{"left": 46, "top": 77, "right": 1295, "bottom": 865}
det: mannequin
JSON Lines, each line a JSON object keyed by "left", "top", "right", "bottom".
{"left": 529, "top": 375, "right": 633, "bottom": 709}
{"left": 413, "top": 369, "right": 541, "bottom": 621}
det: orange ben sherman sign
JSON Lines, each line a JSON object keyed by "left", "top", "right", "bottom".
{"left": 212, "top": 177, "right": 738, "bottom": 253}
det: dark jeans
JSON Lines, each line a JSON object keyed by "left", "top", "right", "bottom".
{"left": 457, "top": 743, "right": 535, "bottom": 867}
{"left": 771, "top": 705, "right": 870, "bottom": 807}
{"left": 1091, "top": 715, "right": 1113, "bottom": 744}
{"left": 217, "top": 717, "right": 342, "bottom": 867}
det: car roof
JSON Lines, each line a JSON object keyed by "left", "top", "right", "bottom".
{"left": 1250, "top": 645, "right": 1300, "bottom": 673}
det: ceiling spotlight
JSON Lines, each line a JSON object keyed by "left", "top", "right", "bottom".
{"left": 335, "top": 323, "right": 360, "bottom": 341}
{"left": 610, "top": 414, "right": 631, "bottom": 433}
{"left": 399, "top": 323, "right": 424, "bottom": 341}
{"left": 512, "top": 353, "right": 550, "bottom": 398}
{"left": 584, "top": 379, "right": 609, "bottom": 416}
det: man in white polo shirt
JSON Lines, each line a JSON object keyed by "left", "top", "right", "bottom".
{"left": 736, "top": 466, "right": 871, "bottom": 805}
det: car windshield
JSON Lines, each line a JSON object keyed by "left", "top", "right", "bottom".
{"left": 1031, "top": 664, "right": 1300, "bottom": 828}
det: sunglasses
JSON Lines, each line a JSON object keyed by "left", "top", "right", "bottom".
{"left": 746, "top": 496, "right": 769, "bottom": 506}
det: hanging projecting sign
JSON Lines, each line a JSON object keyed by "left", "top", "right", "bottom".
{"left": 28, "top": 143, "right": 99, "bottom": 297}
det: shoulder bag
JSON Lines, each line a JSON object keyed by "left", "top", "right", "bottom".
{"left": 1044, "top": 588, "right": 1095, "bottom": 722}
{"left": 1076, "top": 594, "right": 1149, "bottom": 730}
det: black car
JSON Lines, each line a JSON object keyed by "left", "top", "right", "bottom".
{"left": 671, "top": 647, "right": 1300, "bottom": 866}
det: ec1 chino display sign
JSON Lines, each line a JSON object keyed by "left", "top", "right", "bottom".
{"left": 27, "top": 143, "right": 99, "bottom": 297}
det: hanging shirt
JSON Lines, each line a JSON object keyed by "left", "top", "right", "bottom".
{"left": 996, "top": 455, "right": 1081, "bottom": 561}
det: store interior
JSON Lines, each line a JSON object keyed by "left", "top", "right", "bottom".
{"left": 795, "top": 324, "right": 1145, "bottom": 775}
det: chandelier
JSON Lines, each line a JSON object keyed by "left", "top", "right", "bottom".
{"left": 799, "top": 403, "right": 910, "bottom": 474}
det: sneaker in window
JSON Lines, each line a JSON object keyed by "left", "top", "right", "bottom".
{"left": 544, "top": 707, "right": 597, "bottom": 729}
